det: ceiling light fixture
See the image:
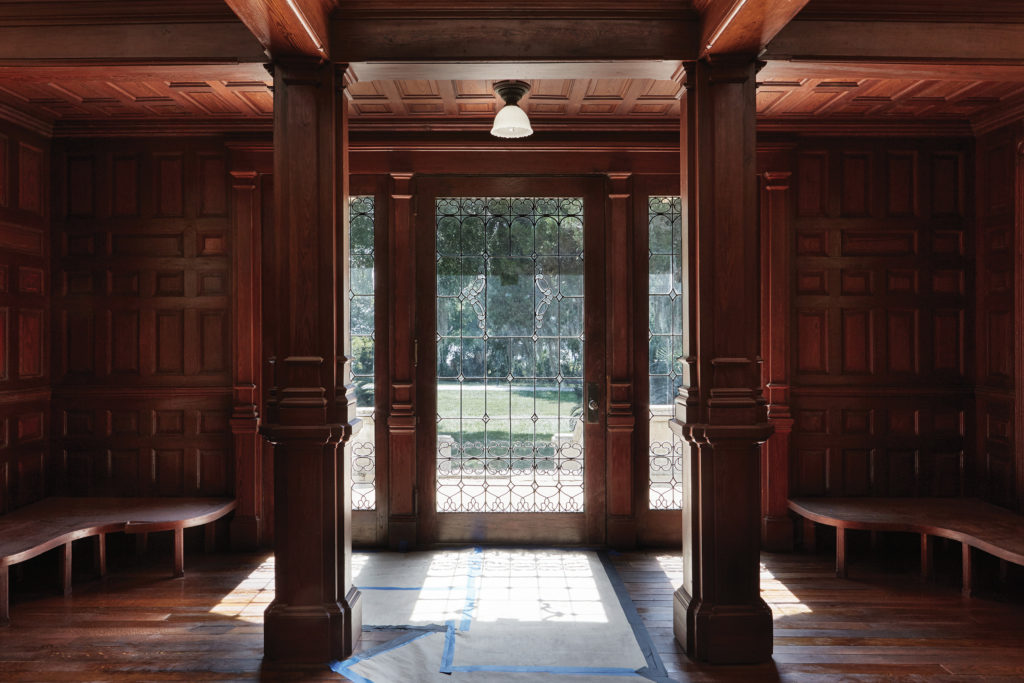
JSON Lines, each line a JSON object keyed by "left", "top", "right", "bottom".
{"left": 491, "top": 80, "right": 533, "bottom": 138}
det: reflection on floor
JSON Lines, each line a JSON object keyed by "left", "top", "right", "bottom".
{"left": 1, "top": 543, "right": 1023, "bottom": 681}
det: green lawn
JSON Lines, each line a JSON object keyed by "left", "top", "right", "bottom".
{"left": 436, "top": 381, "right": 583, "bottom": 463}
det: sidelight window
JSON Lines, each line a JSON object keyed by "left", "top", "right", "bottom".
{"left": 349, "top": 195, "right": 376, "bottom": 510}
{"left": 648, "top": 196, "right": 684, "bottom": 510}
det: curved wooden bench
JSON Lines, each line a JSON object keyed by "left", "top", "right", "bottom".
{"left": 0, "top": 497, "right": 236, "bottom": 625}
{"left": 789, "top": 497, "right": 1024, "bottom": 597}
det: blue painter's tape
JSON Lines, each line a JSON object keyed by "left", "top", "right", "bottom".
{"left": 329, "top": 664, "right": 375, "bottom": 683}
{"left": 357, "top": 585, "right": 458, "bottom": 591}
{"left": 447, "top": 665, "right": 643, "bottom": 677}
{"left": 439, "top": 620, "right": 457, "bottom": 674}
{"left": 460, "top": 546, "right": 483, "bottom": 631}
{"left": 597, "top": 551, "right": 671, "bottom": 682}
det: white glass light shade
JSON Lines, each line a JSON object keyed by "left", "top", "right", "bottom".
{"left": 490, "top": 104, "right": 533, "bottom": 138}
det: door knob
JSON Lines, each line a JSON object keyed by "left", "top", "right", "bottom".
{"left": 588, "top": 399, "right": 599, "bottom": 411}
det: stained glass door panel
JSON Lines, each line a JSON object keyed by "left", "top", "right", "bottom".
{"left": 435, "top": 197, "right": 585, "bottom": 513}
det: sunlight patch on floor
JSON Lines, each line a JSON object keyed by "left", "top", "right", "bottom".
{"left": 761, "top": 563, "right": 813, "bottom": 618}
{"left": 472, "top": 549, "right": 609, "bottom": 624}
{"left": 208, "top": 554, "right": 274, "bottom": 624}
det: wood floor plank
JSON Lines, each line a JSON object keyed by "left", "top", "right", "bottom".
{"left": 1, "top": 548, "right": 1022, "bottom": 681}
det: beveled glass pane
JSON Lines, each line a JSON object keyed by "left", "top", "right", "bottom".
{"left": 435, "top": 196, "right": 585, "bottom": 513}
{"left": 437, "top": 256, "right": 461, "bottom": 296}
{"left": 462, "top": 338, "right": 486, "bottom": 377}
{"left": 437, "top": 379, "right": 463, "bottom": 418}
{"left": 437, "top": 338, "right": 460, "bottom": 377}
{"left": 649, "top": 255, "right": 671, "bottom": 294}
{"left": 437, "top": 298, "right": 462, "bottom": 337}
{"left": 649, "top": 295, "right": 674, "bottom": 335}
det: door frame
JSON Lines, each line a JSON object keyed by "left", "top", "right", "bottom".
{"left": 415, "top": 175, "right": 607, "bottom": 545}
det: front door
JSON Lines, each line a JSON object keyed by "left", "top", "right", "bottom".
{"left": 416, "top": 177, "right": 606, "bottom": 544}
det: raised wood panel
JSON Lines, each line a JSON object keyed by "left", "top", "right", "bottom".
{"left": 50, "top": 138, "right": 235, "bottom": 503}
{"left": 0, "top": 120, "right": 49, "bottom": 513}
{"left": 54, "top": 140, "right": 231, "bottom": 387}
{"left": 789, "top": 139, "right": 972, "bottom": 501}
{"left": 840, "top": 308, "right": 873, "bottom": 375}
{"left": 975, "top": 126, "right": 1021, "bottom": 511}
{"left": 17, "top": 143, "right": 43, "bottom": 216}
{"left": 792, "top": 393, "right": 969, "bottom": 499}
{"left": 0, "top": 134, "right": 7, "bottom": 208}
{"left": 51, "top": 394, "right": 231, "bottom": 498}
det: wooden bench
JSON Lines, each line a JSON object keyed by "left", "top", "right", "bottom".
{"left": 0, "top": 497, "right": 236, "bottom": 625}
{"left": 789, "top": 497, "right": 1024, "bottom": 597}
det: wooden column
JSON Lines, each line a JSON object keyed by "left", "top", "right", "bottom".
{"left": 387, "top": 172, "right": 417, "bottom": 549}
{"left": 229, "top": 162, "right": 263, "bottom": 550}
{"left": 606, "top": 172, "right": 636, "bottom": 548}
{"left": 759, "top": 147, "right": 795, "bottom": 552}
{"left": 261, "top": 58, "right": 362, "bottom": 664}
{"left": 672, "top": 57, "right": 773, "bottom": 664}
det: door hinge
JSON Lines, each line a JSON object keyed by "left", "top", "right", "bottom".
{"left": 413, "top": 338, "right": 418, "bottom": 367}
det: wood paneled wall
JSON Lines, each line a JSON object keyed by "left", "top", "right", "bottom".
{"left": 51, "top": 139, "right": 234, "bottom": 498}
{"left": 976, "top": 122, "right": 1024, "bottom": 512}
{"left": 767, "top": 138, "right": 974, "bottom": 500}
{"left": 0, "top": 119, "right": 50, "bottom": 513}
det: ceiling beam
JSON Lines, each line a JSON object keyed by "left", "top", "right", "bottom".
{"left": 223, "top": 0, "right": 336, "bottom": 60}
{"left": 760, "top": 60, "right": 1024, "bottom": 83}
{"left": 765, "top": 20, "right": 1024, "bottom": 66}
{"left": 332, "top": 17, "right": 696, "bottom": 80}
{"left": 695, "top": 0, "right": 812, "bottom": 57}
{"left": 0, "top": 22, "right": 265, "bottom": 64}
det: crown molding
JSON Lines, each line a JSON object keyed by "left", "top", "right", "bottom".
{"left": 0, "top": 101, "right": 53, "bottom": 137}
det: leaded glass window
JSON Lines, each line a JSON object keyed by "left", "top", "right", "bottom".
{"left": 648, "top": 196, "right": 684, "bottom": 510}
{"left": 349, "top": 195, "right": 376, "bottom": 510}
{"left": 435, "top": 197, "right": 585, "bottom": 513}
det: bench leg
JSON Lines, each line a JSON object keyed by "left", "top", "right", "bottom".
{"left": 59, "top": 542, "right": 72, "bottom": 596}
{"left": 204, "top": 522, "right": 216, "bottom": 553}
{"left": 173, "top": 528, "right": 184, "bottom": 578}
{"left": 94, "top": 533, "right": 107, "bottom": 578}
{"left": 920, "top": 534, "right": 933, "bottom": 581}
{"left": 802, "top": 518, "right": 816, "bottom": 552}
{"left": 836, "top": 527, "right": 847, "bottom": 578}
{"left": 1, "top": 565, "right": 8, "bottom": 626}
{"left": 962, "top": 543, "right": 973, "bottom": 598}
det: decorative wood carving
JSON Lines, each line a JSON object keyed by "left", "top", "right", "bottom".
{"left": 674, "top": 57, "right": 773, "bottom": 665}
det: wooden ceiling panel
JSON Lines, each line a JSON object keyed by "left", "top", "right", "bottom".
{"left": 0, "top": 67, "right": 1019, "bottom": 134}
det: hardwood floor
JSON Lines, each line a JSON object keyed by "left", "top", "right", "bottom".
{"left": 0, "top": 538, "right": 1022, "bottom": 681}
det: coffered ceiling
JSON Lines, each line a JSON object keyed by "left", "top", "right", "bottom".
{"left": 0, "top": 0, "right": 1020, "bottom": 136}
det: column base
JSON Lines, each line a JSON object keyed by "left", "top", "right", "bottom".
{"left": 761, "top": 514, "right": 795, "bottom": 552}
{"left": 264, "top": 588, "right": 362, "bottom": 664}
{"left": 674, "top": 586, "right": 773, "bottom": 664}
